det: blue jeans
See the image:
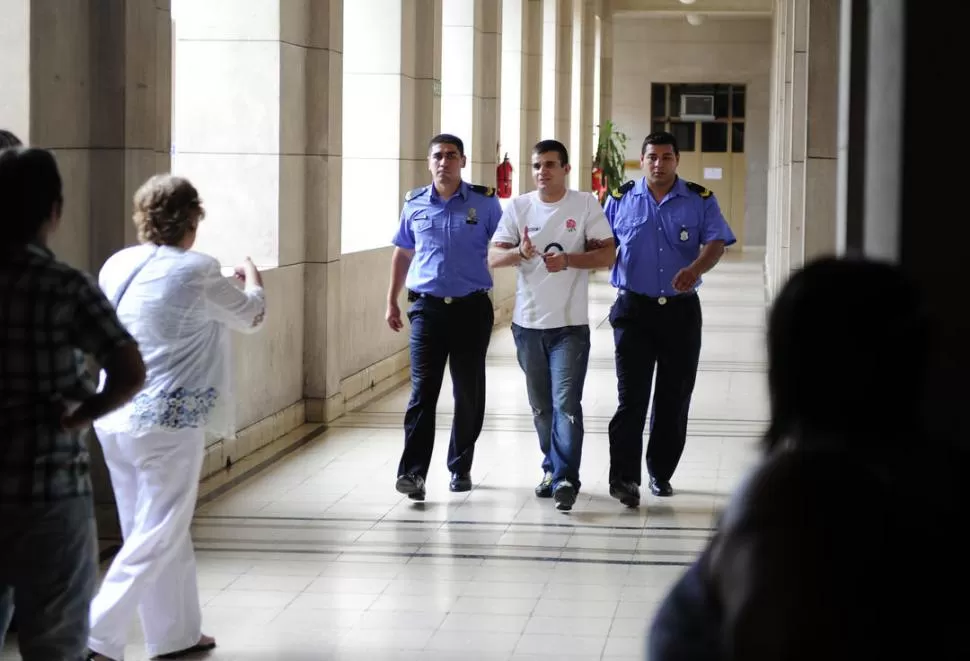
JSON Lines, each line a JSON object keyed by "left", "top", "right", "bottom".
{"left": 512, "top": 323, "right": 591, "bottom": 490}
{"left": 0, "top": 496, "right": 98, "bottom": 661}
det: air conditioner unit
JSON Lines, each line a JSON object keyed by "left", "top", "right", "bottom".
{"left": 680, "top": 94, "right": 715, "bottom": 121}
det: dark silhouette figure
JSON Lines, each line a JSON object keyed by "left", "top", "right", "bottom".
{"left": 648, "top": 256, "right": 967, "bottom": 661}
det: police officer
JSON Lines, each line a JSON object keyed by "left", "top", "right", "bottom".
{"left": 385, "top": 133, "right": 502, "bottom": 501}
{"left": 603, "top": 131, "right": 736, "bottom": 505}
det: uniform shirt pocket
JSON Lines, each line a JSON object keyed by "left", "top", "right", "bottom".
{"left": 614, "top": 213, "right": 649, "bottom": 244}
{"left": 413, "top": 215, "right": 447, "bottom": 251}
{"left": 665, "top": 214, "right": 702, "bottom": 253}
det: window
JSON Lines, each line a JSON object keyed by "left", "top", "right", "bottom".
{"left": 732, "top": 123, "right": 745, "bottom": 153}
{"left": 731, "top": 85, "right": 746, "bottom": 119}
{"left": 650, "top": 82, "right": 745, "bottom": 154}
{"left": 670, "top": 122, "right": 696, "bottom": 152}
{"left": 701, "top": 123, "right": 728, "bottom": 153}
{"left": 651, "top": 83, "right": 666, "bottom": 119}
{"left": 341, "top": 0, "right": 403, "bottom": 254}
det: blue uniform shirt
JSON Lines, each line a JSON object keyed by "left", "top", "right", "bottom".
{"left": 605, "top": 176, "right": 737, "bottom": 298}
{"left": 391, "top": 180, "right": 502, "bottom": 298}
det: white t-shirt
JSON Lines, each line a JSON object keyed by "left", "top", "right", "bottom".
{"left": 492, "top": 189, "right": 614, "bottom": 329}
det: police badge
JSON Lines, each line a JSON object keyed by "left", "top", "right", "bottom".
{"left": 679, "top": 228, "right": 689, "bottom": 242}
{"left": 465, "top": 207, "right": 478, "bottom": 224}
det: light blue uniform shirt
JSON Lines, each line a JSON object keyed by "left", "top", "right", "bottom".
{"left": 605, "top": 176, "right": 737, "bottom": 298}
{"left": 391, "top": 180, "right": 502, "bottom": 298}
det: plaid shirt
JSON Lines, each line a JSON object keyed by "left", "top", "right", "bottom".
{"left": 0, "top": 243, "right": 135, "bottom": 504}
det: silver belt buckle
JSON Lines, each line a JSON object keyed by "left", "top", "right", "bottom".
{"left": 658, "top": 296, "right": 668, "bottom": 306}
{"left": 444, "top": 296, "right": 453, "bottom": 304}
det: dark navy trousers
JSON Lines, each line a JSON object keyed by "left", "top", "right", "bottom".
{"left": 398, "top": 292, "right": 494, "bottom": 479}
{"left": 607, "top": 290, "right": 702, "bottom": 485}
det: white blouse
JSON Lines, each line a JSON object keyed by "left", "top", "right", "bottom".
{"left": 93, "top": 244, "right": 266, "bottom": 439}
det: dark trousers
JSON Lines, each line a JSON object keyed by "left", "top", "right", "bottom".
{"left": 398, "top": 292, "right": 494, "bottom": 479}
{"left": 607, "top": 291, "right": 702, "bottom": 485}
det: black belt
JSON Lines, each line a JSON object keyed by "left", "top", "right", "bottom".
{"left": 407, "top": 289, "right": 488, "bottom": 304}
{"left": 619, "top": 289, "right": 697, "bottom": 306}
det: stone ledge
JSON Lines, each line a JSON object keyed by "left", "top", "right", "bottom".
{"left": 307, "top": 295, "right": 516, "bottom": 422}
{"left": 202, "top": 399, "right": 306, "bottom": 478}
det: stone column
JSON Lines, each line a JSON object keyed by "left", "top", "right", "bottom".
{"left": 765, "top": 0, "right": 791, "bottom": 297}
{"left": 598, "top": 0, "right": 613, "bottom": 129}
{"left": 442, "top": 0, "right": 503, "bottom": 186}
{"left": 766, "top": 0, "right": 840, "bottom": 293}
{"left": 800, "top": 0, "right": 840, "bottom": 262}
{"left": 502, "top": 0, "right": 543, "bottom": 195}
{"left": 293, "top": 0, "right": 344, "bottom": 420}
{"left": 573, "top": 0, "right": 596, "bottom": 191}
{"left": 555, "top": 0, "right": 574, "bottom": 146}
{"left": 473, "top": 0, "right": 502, "bottom": 185}
{"left": 540, "top": 0, "right": 566, "bottom": 139}
{"left": 521, "top": 0, "right": 543, "bottom": 192}
{"left": 0, "top": 0, "right": 172, "bottom": 273}
{"left": 401, "top": 0, "right": 442, "bottom": 195}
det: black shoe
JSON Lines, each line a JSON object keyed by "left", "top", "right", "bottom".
{"left": 396, "top": 473, "right": 426, "bottom": 501}
{"left": 553, "top": 480, "right": 577, "bottom": 511}
{"left": 649, "top": 477, "right": 673, "bottom": 497}
{"left": 450, "top": 472, "right": 472, "bottom": 492}
{"left": 609, "top": 480, "right": 641, "bottom": 508}
{"left": 535, "top": 472, "right": 554, "bottom": 498}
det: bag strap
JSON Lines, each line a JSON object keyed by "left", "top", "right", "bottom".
{"left": 111, "top": 246, "right": 159, "bottom": 309}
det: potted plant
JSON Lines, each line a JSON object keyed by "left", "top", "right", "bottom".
{"left": 593, "top": 120, "right": 628, "bottom": 204}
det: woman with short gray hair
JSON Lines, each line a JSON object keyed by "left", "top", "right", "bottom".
{"left": 86, "top": 174, "right": 266, "bottom": 661}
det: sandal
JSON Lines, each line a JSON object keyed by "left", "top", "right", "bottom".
{"left": 154, "top": 636, "right": 217, "bottom": 659}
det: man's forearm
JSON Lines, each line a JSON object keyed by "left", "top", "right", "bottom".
{"left": 691, "top": 241, "right": 726, "bottom": 275}
{"left": 387, "top": 247, "right": 413, "bottom": 303}
{"left": 565, "top": 245, "right": 616, "bottom": 270}
{"left": 489, "top": 244, "right": 523, "bottom": 269}
{"left": 70, "top": 343, "right": 145, "bottom": 425}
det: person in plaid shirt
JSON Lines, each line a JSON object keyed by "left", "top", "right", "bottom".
{"left": 0, "top": 145, "right": 146, "bottom": 660}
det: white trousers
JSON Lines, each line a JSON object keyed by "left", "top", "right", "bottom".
{"left": 88, "top": 428, "right": 206, "bottom": 660}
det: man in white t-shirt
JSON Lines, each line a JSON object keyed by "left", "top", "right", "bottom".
{"left": 488, "top": 140, "right": 616, "bottom": 511}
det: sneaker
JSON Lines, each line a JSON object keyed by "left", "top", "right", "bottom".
{"left": 535, "top": 472, "right": 554, "bottom": 498}
{"left": 609, "top": 480, "right": 640, "bottom": 508}
{"left": 395, "top": 473, "right": 426, "bottom": 501}
{"left": 553, "top": 480, "right": 577, "bottom": 511}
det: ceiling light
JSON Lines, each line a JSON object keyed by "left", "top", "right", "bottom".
{"left": 686, "top": 13, "right": 705, "bottom": 25}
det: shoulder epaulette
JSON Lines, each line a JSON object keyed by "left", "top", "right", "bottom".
{"left": 467, "top": 183, "right": 496, "bottom": 197}
{"left": 609, "top": 180, "right": 636, "bottom": 200}
{"left": 404, "top": 185, "right": 429, "bottom": 202}
{"left": 685, "top": 181, "right": 713, "bottom": 199}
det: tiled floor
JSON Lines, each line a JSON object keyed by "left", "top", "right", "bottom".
{"left": 3, "top": 252, "right": 767, "bottom": 661}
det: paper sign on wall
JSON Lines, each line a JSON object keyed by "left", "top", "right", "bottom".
{"left": 703, "top": 167, "right": 723, "bottom": 180}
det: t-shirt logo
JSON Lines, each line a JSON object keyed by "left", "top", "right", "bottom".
{"left": 565, "top": 218, "right": 576, "bottom": 232}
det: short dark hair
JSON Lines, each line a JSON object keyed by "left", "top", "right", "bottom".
{"left": 532, "top": 139, "right": 569, "bottom": 166}
{"left": 428, "top": 133, "right": 464, "bottom": 156}
{"left": 763, "top": 256, "right": 929, "bottom": 453}
{"left": 0, "top": 129, "right": 22, "bottom": 149}
{"left": 0, "top": 147, "right": 64, "bottom": 246}
{"left": 641, "top": 131, "right": 679, "bottom": 157}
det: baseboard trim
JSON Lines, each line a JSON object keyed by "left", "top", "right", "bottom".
{"left": 201, "top": 400, "right": 306, "bottom": 478}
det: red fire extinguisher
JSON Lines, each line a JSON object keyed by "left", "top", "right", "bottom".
{"left": 592, "top": 166, "right": 607, "bottom": 203}
{"left": 497, "top": 153, "right": 513, "bottom": 199}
